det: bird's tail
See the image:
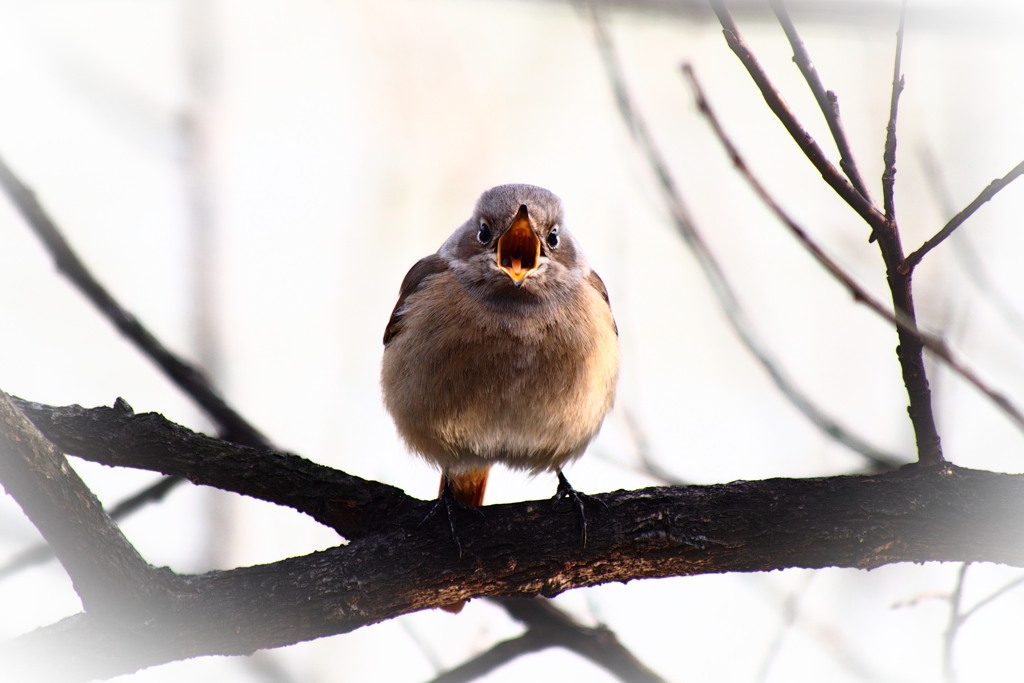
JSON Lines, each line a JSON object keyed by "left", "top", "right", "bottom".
{"left": 441, "top": 467, "right": 490, "bottom": 506}
{"left": 439, "top": 466, "right": 490, "bottom": 613}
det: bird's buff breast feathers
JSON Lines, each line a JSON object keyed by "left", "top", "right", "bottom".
{"left": 381, "top": 270, "right": 618, "bottom": 474}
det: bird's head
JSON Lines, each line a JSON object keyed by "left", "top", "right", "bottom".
{"left": 441, "top": 184, "right": 587, "bottom": 303}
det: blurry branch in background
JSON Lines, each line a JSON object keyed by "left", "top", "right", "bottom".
{"left": 0, "top": 475, "right": 178, "bottom": 580}
{"left": 0, "top": 153, "right": 270, "bottom": 450}
{"left": 618, "top": 407, "right": 688, "bottom": 485}
{"left": 943, "top": 564, "right": 1024, "bottom": 683}
{"left": 587, "top": 2, "right": 904, "bottom": 471}
{"left": 548, "top": 0, "right": 1023, "bottom": 31}
{"left": 705, "top": 0, "right": 1024, "bottom": 457}
{"left": 428, "top": 598, "right": 666, "bottom": 683}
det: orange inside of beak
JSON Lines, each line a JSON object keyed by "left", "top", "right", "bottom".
{"left": 496, "top": 213, "right": 541, "bottom": 284}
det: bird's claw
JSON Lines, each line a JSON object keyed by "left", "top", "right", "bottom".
{"left": 551, "top": 470, "right": 606, "bottom": 547}
{"left": 421, "top": 477, "right": 484, "bottom": 558}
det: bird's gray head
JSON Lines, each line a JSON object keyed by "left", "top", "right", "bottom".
{"left": 440, "top": 184, "right": 588, "bottom": 304}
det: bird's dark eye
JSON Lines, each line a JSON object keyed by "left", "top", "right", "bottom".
{"left": 477, "top": 222, "right": 492, "bottom": 244}
{"left": 546, "top": 226, "right": 560, "bottom": 249}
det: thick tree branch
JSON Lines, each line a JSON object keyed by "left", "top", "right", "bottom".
{"left": 13, "top": 398, "right": 409, "bottom": 541}
{"left": 3, "top": 400, "right": 1022, "bottom": 683}
{"left": 0, "top": 392, "right": 172, "bottom": 617}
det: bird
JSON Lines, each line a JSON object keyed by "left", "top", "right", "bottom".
{"left": 381, "top": 184, "right": 619, "bottom": 609}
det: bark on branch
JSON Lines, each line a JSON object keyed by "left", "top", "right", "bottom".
{"left": 4, "top": 399, "right": 1023, "bottom": 681}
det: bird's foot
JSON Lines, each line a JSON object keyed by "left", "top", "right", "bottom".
{"left": 551, "top": 470, "right": 606, "bottom": 547}
{"left": 420, "top": 476, "right": 483, "bottom": 558}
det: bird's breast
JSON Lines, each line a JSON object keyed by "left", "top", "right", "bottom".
{"left": 381, "top": 270, "right": 618, "bottom": 473}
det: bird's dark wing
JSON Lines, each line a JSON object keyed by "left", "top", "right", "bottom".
{"left": 383, "top": 254, "right": 450, "bottom": 345}
{"left": 586, "top": 269, "right": 618, "bottom": 336}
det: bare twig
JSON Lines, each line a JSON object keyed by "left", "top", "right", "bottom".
{"left": 768, "top": 0, "right": 873, "bottom": 203}
{"left": 881, "top": 0, "right": 908, "bottom": 225}
{"left": 709, "top": 0, "right": 888, "bottom": 236}
{"left": 943, "top": 564, "right": 1024, "bottom": 683}
{"left": 901, "top": 158, "right": 1024, "bottom": 274}
{"left": 682, "top": 64, "right": 1024, "bottom": 439}
{"left": 425, "top": 630, "right": 548, "bottom": 683}
{"left": 0, "top": 153, "right": 268, "bottom": 450}
{"left": 0, "top": 390, "right": 169, "bottom": 617}
{"left": 708, "top": 2, "right": 948, "bottom": 464}
{"left": 942, "top": 562, "right": 969, "bottom": 683}
{"left": 488, "top": 598, "right": 669, "bottom": 683}
{"left": 917, "top": 147, "right": 1024, "bottom": 342}
{"left": 620, "top": 408, "right": 689, "bottom": 485}
{"left": 588, "top": 3, "right": 903, "bottom": 469}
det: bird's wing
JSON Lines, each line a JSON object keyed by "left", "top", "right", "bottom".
{"left": 586, "top": 269, "right": 618, "bottom": 336}
{"left": 383, "top": 254, "right": 450, "bottom": 345}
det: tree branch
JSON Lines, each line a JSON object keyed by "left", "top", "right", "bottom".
{"left": 0, "top": 392, "right": 172, "bottom": 617}
{"left": 881, "top": 0, "right": 907, "bottom": 226}
{"left": 13, "top": 398, "right": 409, "bottom": 541}
{"left": 768, "top": 0, "right": 873, "bottom": 203}
{"left": 708, "top": 0, "right": 888, "bottom": 235}
{"left": 901, "top": 158, "right": 1024, "bottom": 274}
{"left": 3, "top": 398, "right": 1022, "bottom": 682}
{"left": 681, "top": 65, "right": 1024, "bottom": 441}
{"left": 588, "top": 2, "right": 903, "bottom": 469}
{"left": 709, "top": 3, "right": 951, "bottom": 464}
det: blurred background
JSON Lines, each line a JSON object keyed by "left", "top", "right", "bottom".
{"left": 2, "top": 0, "right": 1024, "bottom": 681}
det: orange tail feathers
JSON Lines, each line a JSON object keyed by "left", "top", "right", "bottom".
{"left": 441, "top": 467, "right": 490, "bottom": 507}
{"left": 439, "top": 467, "right": 490, "bottom": 613}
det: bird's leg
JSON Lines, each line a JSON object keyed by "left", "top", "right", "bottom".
{"left": 551, "top": 469, "right": 607, "bottom": 547}
{"left": 420, "top": 474, "right": 485, "bottom": 558}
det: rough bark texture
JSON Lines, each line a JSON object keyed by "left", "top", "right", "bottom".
{"left": 4, "top": 400, "right": 1024, "bottom": 681}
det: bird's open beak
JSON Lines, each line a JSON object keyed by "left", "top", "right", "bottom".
{"left": 496, "top": 204, "right": 541, "bottom": 286}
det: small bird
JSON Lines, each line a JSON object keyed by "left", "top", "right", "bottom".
{"left": 381, "top": 184, "right": 619, "bottom": 607}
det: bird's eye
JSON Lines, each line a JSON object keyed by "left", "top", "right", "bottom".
{"left": 477, "top": 222, "right": 492, "bottom": 244}
{"left": 546, "top": 226, "right": 560, "bottom": 249}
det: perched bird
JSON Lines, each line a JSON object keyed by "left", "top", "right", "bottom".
{"left": 381, "top": 184, "right": 619, "bottom": 606}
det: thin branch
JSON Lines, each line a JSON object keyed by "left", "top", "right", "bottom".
{"left": 0, "top": 152, "right": 269, "bottom": 450}
{"left": 425, "top": 630, "right": 550, "bottom": 683}
{"left": 588, "top": 3, "right": 903, "bottom": 469}
{"left": 881, "top": 0, "right": 908, "bottom": 225}
{"left": 708, "top": 0, "right": 888, "bottom": 236}
{"left": 916, "top": 146, "right": 1024, "bottom": 343}
{"left": 768, "top": 0, "right": 874, "bottom": 203}
{"left": 0, "top": 391, "right": 170, "bottom": 617}
{"left": 705, "top": 4, "right": 947, "bottom": 464}
{"left": 942, "top": 562, "right": 969, "bottom": 683}
{"left": 681, "top": 64, "right": 1024, "bottom": 439}
{"left": 901, "top": 158, "right": 1024, "bottom": 274}
{"left": 493, "top": 598, "right": 668, "bottom": 683}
